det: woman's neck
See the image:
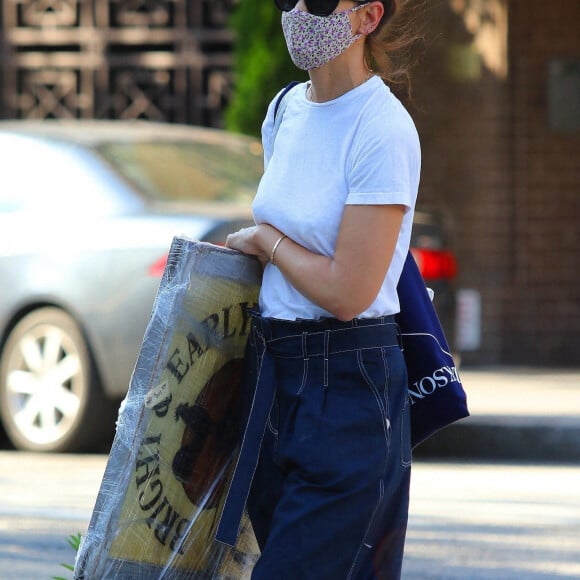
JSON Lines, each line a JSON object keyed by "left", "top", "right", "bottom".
{"left": 307, "top": 67, "right": 374, "bottom": 103}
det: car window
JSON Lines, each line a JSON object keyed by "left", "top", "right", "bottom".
{"left": 0, "top": 134, "right": 142, "bottom": 216}
{"left": 95, "top": 138, "right": 263, "bottom": 206}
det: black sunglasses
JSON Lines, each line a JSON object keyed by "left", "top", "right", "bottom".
{"left": 275, "top": 0, "right": 369, "bottom": 17}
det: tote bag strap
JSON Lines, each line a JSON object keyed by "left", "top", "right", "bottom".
{"left": 272, "top": 80, "right": 299, "bottom": 143}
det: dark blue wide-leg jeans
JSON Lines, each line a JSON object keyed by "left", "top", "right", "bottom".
{"left": 243, "top": 314, "right": 412, "bottom": 580}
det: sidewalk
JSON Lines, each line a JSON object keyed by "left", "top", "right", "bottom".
{"left": 414, "top": 367, "right": 580, "bottom": 462}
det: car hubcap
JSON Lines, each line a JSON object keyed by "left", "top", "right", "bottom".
{"left": 6, "top": 325, "right": 83, "bottom": 446}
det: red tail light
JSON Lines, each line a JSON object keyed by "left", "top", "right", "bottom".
{"left": 148, "top": 243, "right": 227, "bottom": 277}
{"left": 411, "top": 248, "right": 457, "bottom": 281}
{"left": 148, "top": 254, "right": 168, "bottom": 277}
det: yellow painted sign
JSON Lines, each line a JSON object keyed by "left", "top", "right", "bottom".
{"left": 76, "top": 239, "right": 261, "bottom": 579}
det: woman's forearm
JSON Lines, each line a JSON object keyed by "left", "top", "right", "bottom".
{"left": 255, "top": 205, "right": 404, "bottom": 320}
{"left": 257, "top": 228, "right": 358, "bottom": 320}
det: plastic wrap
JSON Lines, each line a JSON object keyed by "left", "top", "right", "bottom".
{"left": 75, "top": 238, "right": 262, "bottom": 579}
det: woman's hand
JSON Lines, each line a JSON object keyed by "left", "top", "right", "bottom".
{"left": 225, "top": 225, "right": 279, "bottom": 267}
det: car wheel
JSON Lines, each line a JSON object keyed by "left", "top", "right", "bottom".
{"left": 0, "top": 307, "right": 116, "bottom": 452}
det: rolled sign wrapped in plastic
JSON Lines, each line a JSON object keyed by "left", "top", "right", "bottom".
{"left": 75, "top": 238, "right": 261, "bottom": 579}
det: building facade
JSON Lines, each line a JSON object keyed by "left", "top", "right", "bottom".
{"left": 411, "top": 0, "right": 579, "bottom": 366}
{"left": 0, "top": 0, "right": 235, "bottom": 126}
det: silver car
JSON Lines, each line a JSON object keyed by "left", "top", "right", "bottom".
{"left": 0, "top": 120, "right": 262, "bottom": 452}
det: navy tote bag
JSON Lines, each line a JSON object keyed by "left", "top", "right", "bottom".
{"left": 396, "top": 252, "right": 469, "bottom": 448}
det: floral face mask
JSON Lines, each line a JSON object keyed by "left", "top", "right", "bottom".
{"left": 281, "top": 5, "right": 365, "bottom": 71}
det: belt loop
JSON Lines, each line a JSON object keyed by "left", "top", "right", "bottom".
{"left": 302, "top": 331, "right": 308, "bottom": 359}
{"left": 323, "top": 330, "right": 330, "bottom": 387}
{"left": 259, "top": 316, "right": 271, "bottom": 342}
{"left": 252, "top": 315, "right": 266, "bottom": 349}
{"left": 396, "top": 325, "right": 403, "bottom": 350}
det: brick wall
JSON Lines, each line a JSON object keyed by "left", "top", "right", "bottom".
{"left": 507, "top": 0, "right": 580, "bottom": 365}
{"left": 410, "top": 0, "right": 580, "bottom": 366}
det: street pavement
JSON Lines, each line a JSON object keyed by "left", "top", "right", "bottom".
{"left": 403, "top": 461, "right": 580, "bottom": 579}
{"left": 2, "top": 452, "right": 579, "bottom": 580}
{"left": 415, "top": 367, "right": 580, "bottom": 462}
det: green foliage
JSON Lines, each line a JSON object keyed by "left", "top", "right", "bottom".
{"left": 52, "top": 533, "right": 82, "bottom": 580}
{"left": 225, "top": 0, "right": 308, "bottom": 136}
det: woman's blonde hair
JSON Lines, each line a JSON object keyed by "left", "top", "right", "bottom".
{"left": 364, "top": 0, "right": 424, "bottom": 96}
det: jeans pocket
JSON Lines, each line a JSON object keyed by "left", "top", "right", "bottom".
{"left": 359, "top": 346, "right": 412, "bottom": 468}
{"left": 357, "top": 348, "right": 389, "bottom": 417}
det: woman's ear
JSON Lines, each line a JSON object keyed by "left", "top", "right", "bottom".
{"left": 354, "top": 1, "right": 385, "bottom": 35}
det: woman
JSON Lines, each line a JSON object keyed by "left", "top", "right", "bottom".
{"left": 223, "top": 1, "right": 421, "bottom": 578}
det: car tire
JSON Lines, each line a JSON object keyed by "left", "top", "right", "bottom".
{"left": 0, "top": 307, "right": 116, "bottom": 452}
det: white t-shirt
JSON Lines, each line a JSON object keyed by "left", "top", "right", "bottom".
{"left": 253, "top": 75, "right": 421, "bottom": 320}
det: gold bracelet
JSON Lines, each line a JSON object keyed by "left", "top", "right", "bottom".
{"left": 270, "top": 235, "right": 287, "bottom": 266}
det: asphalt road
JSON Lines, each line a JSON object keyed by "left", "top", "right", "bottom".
{"left": 403, "top": 462, "right": 580, "bottom": 579}
{"left": 0, "top": 451, "right": 579, "bottom": 579}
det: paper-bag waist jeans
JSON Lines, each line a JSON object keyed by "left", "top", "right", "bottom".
{"left": 217, "top": 313, "right": 412, "bottom": 579}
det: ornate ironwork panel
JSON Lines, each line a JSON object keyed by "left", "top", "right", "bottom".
{"left": 0, "top": 0, "right": 238, "bottom": 125}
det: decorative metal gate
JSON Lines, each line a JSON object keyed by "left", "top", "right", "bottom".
{"left": 0, "top": 0, "right": 237, "bottom": 127}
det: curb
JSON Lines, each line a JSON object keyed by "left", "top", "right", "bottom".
{"left": 414, "top": 415, "right": 580, "bottom": 463}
